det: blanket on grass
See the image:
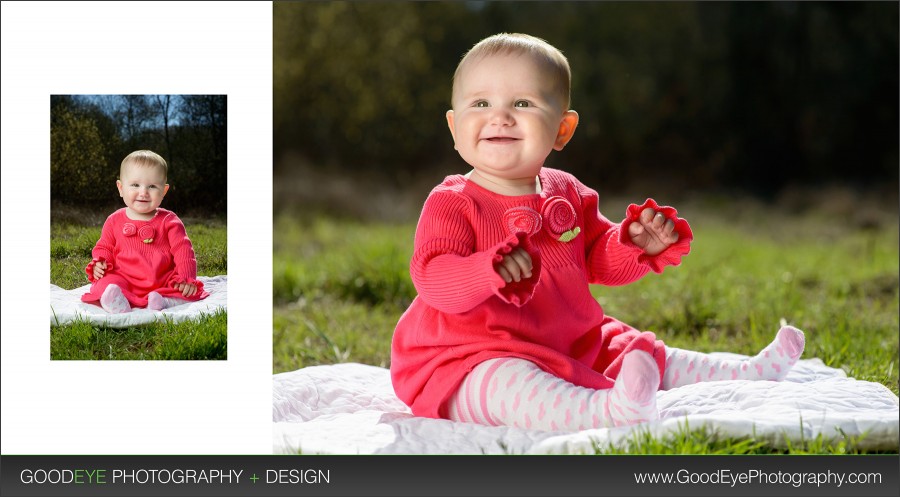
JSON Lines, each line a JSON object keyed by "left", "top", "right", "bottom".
{"left": 50, "top": 275, "right": 227, "bottom": 328}
{"left": 273, "top": 356, "right": 899, "bottom": 454}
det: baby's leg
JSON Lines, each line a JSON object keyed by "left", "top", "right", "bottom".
{"left": 147, "top": 291, "right": 189, "bottom": 311}
{"left": 100, "top": 284, "right": 132, "bottom": 314}
{"left": 446, "top": 351, "right": 659, "bottom": 431}
{"left": 662, "top": 325, "right": 805, "bottom": 389}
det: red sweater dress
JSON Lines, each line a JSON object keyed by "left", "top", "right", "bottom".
{"left": 390, "top": 168, "right": 693, "bottom": 419}
{"left": 81, "top": 208, "right": 209, "bottom": 308}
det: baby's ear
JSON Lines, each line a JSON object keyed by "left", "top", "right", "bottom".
{"left": 446, "top": 110, "right": 458, "bottom": 149}
{"left": 163, "top": 184, "right": 170, "bottom": 195}
{"left": 553, "top": 110, "right": 579, "bottom": 151}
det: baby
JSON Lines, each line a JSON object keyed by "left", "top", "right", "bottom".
{"left": 81, "top": 150, "right": 209, "bottom": 313}
{"left": 390, "top": 33, "right": 805, "bottom": 431}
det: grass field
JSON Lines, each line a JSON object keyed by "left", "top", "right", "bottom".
{"left": 273, "top": 194, "right": 899, "bottom": 454}
{"left": 50, "top": 213, "right": 228, "bottom": 360}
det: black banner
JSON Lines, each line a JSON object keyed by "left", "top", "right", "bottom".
{"left": 1, "top": 454, "right": 898, "bottom": 497}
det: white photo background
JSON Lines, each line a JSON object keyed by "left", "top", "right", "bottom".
{"left": 1, "top": 2, "right": 272, "bottom": 454}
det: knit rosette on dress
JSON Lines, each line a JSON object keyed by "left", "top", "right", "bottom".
{"left": 503, "top": 206, "right": 543, "bottom": 236}
{"left": 124, "top": 223, "right": 157, "bottom": 244}
{"left": 495, "top": 206, "right": 543, "bottom": 306}
{"left": 621, "top": 198, "right": 693, "bottom": 273}
{"left": 541, "top": 196, "right": 581, "bottom": 242}
{"left": 138, "top": 225, "right": 156, "bottom": 243}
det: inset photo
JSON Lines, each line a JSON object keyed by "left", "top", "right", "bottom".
{"left": 50, "top": 95, "right": 227, "bottom": 360}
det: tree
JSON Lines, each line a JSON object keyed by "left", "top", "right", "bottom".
{"left": 50, "top": 101, "right": 113, "bottom": 204}
{"left": 154, "top": 94, "right": 176, "bottom": 170}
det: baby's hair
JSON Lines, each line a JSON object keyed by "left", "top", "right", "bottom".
{"left": 120, "top": 150, "right": 168, "bottom": 181}
{"left": 452, "top": 33, "right": 572, "bottom": 110}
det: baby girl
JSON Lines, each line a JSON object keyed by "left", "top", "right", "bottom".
{"left": 81, "top": 150, "right": 209, "bottom": 313}
{"left": 390, "top": 33, "right": 805, "bottom": 431}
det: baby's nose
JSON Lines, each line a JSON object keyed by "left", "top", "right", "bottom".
{"left": 489, "top": 108, "right": 514, "bottom": 125}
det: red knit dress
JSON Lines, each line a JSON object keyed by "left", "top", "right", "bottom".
{"left": 81, "top": 208, "right": 209, "bottom": 308}
{"left": 390, "top": 168, "right": 693, "bottom": 419}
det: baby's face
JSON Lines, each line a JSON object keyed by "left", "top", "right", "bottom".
{"left": 117, "top": 162, "right": 168, "bottom": 218}
{"left": 448, "top": 53, "right": 569, "bottom": 182}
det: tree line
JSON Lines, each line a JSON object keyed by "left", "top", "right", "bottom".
{"left": 274, "top": 2, "right": 898, "bottom": 196}
{"left": 51, "top": 94, "right": 227, "bottom": 215}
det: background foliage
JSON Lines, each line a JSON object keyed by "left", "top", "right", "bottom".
{"left": 51, "top": 94, "right": 227, "bottom": 216}
{"left": 274, "top": 1, "right": 898, "bottom": 197}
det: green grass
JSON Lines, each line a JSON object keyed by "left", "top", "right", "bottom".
{"left": 272, "top": 202, "right": 899, "bottom": 454}
{"left": 50, "top": 216, "right": 227, "bottom": 360}
{"left": 273, "top": 216, "right": 412, "bottom": 370}
{"left": 595, "top": 421, "right": 883, "bottom": 455}
{"left": 477, "top": 420, "right": 884, "bottom": 455}
{"left": 50, "top": 310, "right": 227, "bottom": 360}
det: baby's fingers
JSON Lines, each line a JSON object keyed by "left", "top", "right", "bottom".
{"left": 496, "top": 251, "right": 530, "bottom": 283}
{"left": 499, "top": 257, "right": 523, "bottom": 283}
{"left": 662, "top": 219, "right": 679, "bottom": 243}
{"left": 639, "top": 207, "right": 656, "bottom": 225}
{"left": 628, "top": 218, "right": 646, "bottom": 238}
{"left": 508, "top": 248, "right": 532, "bottom": 277}
{"left": 644, "top": 208, "right": 677, "bottom": 238}
{"left": 651, "top": 210, "right": 667, "bottom": 229}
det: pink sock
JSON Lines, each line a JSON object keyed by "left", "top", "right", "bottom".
{"left": 100, "top": 284, "right": 131, "bottom": 314}
{"left": 147, "top": 291, "right": 188, "bottom": 311}
{"left": 607, "top": 350, "right": 660, "bottom": 427}
{"left": 445, "top": 353, "right": 659, "bottom": 431}
{"left": 662, "top": 325, "right": 805, "bottom": 389}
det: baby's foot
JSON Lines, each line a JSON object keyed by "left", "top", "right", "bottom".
{"left": 748, "top": 325, "right": 805, "bottom": 381}
{"left": 606, "top": 350, "right": 660, "bottom": 427}
{"left": 147, "top": 291, "right": 166, "bottom": 311}
{"left": 147, "top": 292, "right": 188, "bottom": 311}
{"left": 777, "top": 325, "right": 805, "bottom": 361}
{"left": 100, "top": 284, "right": 131, "bottom": 314}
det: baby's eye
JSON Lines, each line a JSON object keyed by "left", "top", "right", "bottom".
{"left": 474, "top": 100, "right": 489, "bottom": 108}
{"left": 130, "top": 183, "right": 139, "bottom": 187}
{"left": 514, "top": 100, "right": 531, "bottom": 108}
{"left": 149, "top": 185, "right": 158, "bottom": 189}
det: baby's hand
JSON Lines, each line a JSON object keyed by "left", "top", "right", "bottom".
{"left": 495, "top": 247, "right": 532, "bottom": 283}
{"left": 93, "top": 261, "right": 107, "bottom": 280}
{"left": 628, "top": 207, "right": 679, "bottom": 256}
{"left": 174, "top": 282, "right": 198, "bottom": 298}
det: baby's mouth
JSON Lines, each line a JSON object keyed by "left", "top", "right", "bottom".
{"left": 485, "top": 137, "right": 519, "bottom": 143}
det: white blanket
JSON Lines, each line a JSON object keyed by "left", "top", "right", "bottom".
{"left": 50, "top": 275, "right": 227, "bottom": 328}
{"left": 272, "top": 357, "right": 899, "bottom": 454}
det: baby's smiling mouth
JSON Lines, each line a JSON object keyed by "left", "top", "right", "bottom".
{"left": 484, "top": 136, "right": 519, "bottom": 143}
